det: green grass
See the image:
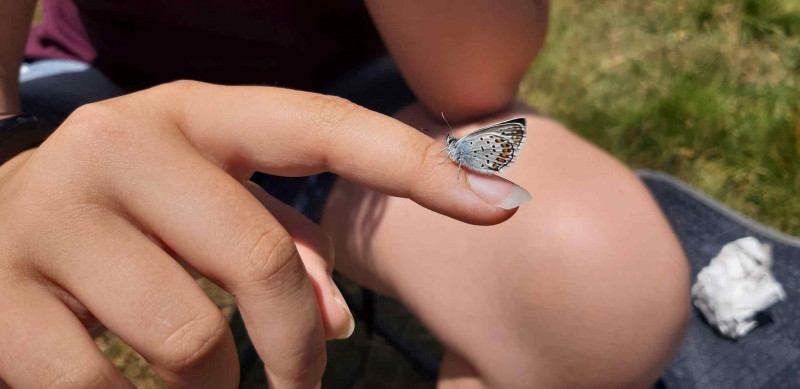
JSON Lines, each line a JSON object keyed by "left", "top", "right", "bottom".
{"left": 521, "top": 0, "right": 800, "bottom": 235}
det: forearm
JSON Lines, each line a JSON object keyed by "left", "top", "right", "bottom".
{"left": 364, "top": 0, "right": 548, "bottom": 121}
{"left": 0, "top": 0, "right": 36, "bottom": 116}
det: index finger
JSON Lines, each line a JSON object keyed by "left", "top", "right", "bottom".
{"left": 134, "top": 81, "right": 531, "bottom": 225}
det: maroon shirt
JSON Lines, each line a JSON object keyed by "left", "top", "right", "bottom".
{"left": 25, "top": 0, "right": 386, "bottom": 91}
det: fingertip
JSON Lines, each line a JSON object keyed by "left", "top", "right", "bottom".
{"left": 307, "top": 270, "right": 355, "bottom": 340}
{"left": 413, "top": 172, "right": 525, "bottom": 226}
{"left": 466, "top": 172, "right": 531, "bottom": 210}
{"left": 331, "top": 282, "right": 355, "bottom": 340}
{"left": 452, "top": 203, "right": 519, "bottom": 226}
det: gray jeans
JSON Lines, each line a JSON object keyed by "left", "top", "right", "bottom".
{"left": 20, "top": 59, "right": 125, "bottom": 126}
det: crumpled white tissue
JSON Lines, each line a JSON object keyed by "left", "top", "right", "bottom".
{"left": 691, "top": 236, "right": 786, "bottom": 339}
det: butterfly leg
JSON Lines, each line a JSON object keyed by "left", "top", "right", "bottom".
{"left": 457, "top": 161, "right": 463, "bottom": 180}
{"left": 436, "top": 147, "right": 450, "bottom": 165}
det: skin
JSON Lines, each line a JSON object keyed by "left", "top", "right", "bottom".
{"left": 363, "top": 0, "right": 549, "bottom": 121}
{"left": 0, "top": 0, "right": 34, "bottom": 117}
{"left": 0, "top": 83, "right": 526, "bottom": 388}
{"left": 0, "top": 0, "right": 691, "bottom": 388}
{"left": 337, "top": 2, "right": 690, "bottom": 386}
{"left": 323, "top": 103, "right": 690, "bottom": 388}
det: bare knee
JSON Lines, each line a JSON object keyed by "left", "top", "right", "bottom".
{"left": 326, "top": 104, "right": 690, "bottom": 388}
{"left": 499, "top": 123, "right": 690, "bottom": 387}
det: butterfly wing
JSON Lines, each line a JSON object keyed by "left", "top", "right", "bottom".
{"left": 452, "top": 118, "right": 526, "bottom": 174}
{"left": 467, "top": 117, "right": 526, "bottom": 150}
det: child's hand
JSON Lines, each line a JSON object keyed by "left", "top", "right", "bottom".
{"left": 0, "top": 81, "right": 527, "bottom": 388}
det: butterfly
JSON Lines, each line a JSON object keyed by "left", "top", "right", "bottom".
{"left": 435, "top": 114, "right": 527, "bottom": 179}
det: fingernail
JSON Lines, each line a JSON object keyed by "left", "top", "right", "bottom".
{"left": 467, "top": 173, "right": 531, "bottom": 209}
{"left": 330, "top": 277, "right": 355, "bottom": 339}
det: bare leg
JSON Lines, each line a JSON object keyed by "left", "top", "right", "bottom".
{"left": 321, "top": 102, "right": 690, "bottom": 388}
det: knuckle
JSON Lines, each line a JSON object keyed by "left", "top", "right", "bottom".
{"left": 420, "top": 137, "right": 445, "bottom": 170}
{"left": 236, "top": 230, "right": 305, "bottom": 297}
{"left": 157, "top": 79, "right": 205, "bottom": 97}
{"left": 0, "top": 235, "right": 27, "bottom": 282}
{"left": 58, "top": 103, "right": 127, "bottom": 158}
{"left": 307, "top": 94, "right": 360, "bottom": 134}
{"left": 45, "top": 358, "right": 119, "bottom": 388}
{"left": 158, "top": 310, "right": 229, "bottom": 373}
{"left": 276, "top": 342, "right": 327, "bottom": 383}
{"left": 408, "top": 137, "right": 443, "bottom": 188}
{"left": 41, "top": 104, "right": 130, "bottom": 202}
{"left": 146, "top": 80, "right": 207, "bottom": 135}
{"left": 63, "top": 103, "right": 121, "bottom": 137}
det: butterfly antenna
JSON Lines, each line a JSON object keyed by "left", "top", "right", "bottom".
{"left": 441, "top": 112, "right": 455, "bottom": 138}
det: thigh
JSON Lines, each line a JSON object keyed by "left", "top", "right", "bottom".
{"left": 321, "top": 102, "right": 690, "bottom": 388}
{"left": 20, "top": 59, "right": 125, "bottom": 125}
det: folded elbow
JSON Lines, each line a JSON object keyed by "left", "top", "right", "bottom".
{"left": 455, "top": 86, "right": 518, "bottom": 118}
{"left": 420, "top": 81, "right": 519, "bottom": 122}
